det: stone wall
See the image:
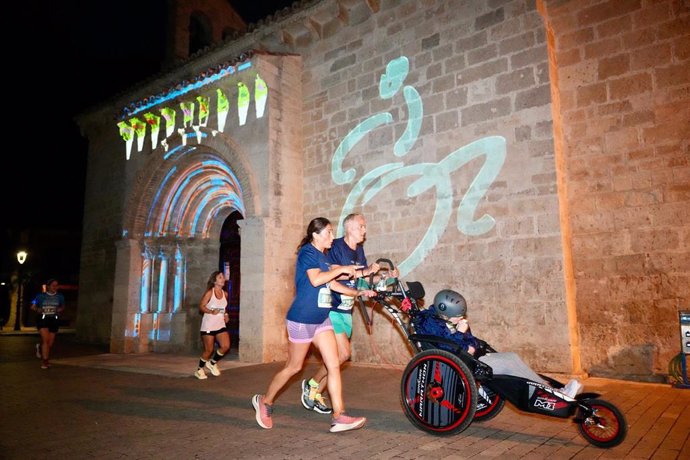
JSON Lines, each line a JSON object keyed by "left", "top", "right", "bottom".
{"left": 288, "top": 0, "right": 573, "bottom": 372}
{"left": 76, "top": 0, "right": 689, "bottom": 380}
{"left": 541, "top": 0, "right": 689, "bottom": 380}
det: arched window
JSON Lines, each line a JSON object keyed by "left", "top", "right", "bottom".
{"left": 189, "top": 12, "right": 212, "bottom": 55}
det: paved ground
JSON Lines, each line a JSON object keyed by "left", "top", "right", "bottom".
{"left": 0, "top": 333, "right": 688, "bottom": 459}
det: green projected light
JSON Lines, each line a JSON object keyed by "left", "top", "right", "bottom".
{"left": 237, "top": 82, "right": 250, "bottom": 126}
{"left": 217, "top": 88, "right": 229, "bottom": 132}
{"left": 117, "top": 76, "right": 269, "bottom": 159}
{"left": 144, "top": 113, "right": 161, "bottom": 150}
{"left": 255, "top": 74, "right": 268, "bottom": 119}
{"left": 117, "top": 121, "right": 135, "bottom": 160}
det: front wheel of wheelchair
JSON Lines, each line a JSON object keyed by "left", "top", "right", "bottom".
{"left": 400, "top": 349, "right": 477, "bottom": 435}
{"left": 577, "top": 399, "right": 627, "bottom": 448}
{"left": 473, "top": 384, "right": 505, "bottom": 422}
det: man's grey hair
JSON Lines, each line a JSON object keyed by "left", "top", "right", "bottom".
{"left": 343, "top": 213, "right": 362, "bottom": 228}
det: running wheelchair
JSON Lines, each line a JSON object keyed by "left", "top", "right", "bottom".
{"left": 358, "top": 259, "right": 627, "bottom": 448}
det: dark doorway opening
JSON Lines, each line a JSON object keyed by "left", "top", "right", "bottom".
{"left": 219, "top": 211, "right": 242, "bottom": 350}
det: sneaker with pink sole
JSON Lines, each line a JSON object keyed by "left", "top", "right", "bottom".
{"left": 330, "top": 412, "right": 366, "bottom": 433}
{"left": 251, "top": 394, "right": 273, "bottom": 429}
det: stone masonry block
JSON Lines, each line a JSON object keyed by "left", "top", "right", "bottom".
{"left": 330, "top": 53, "right": 357, "bottom": 72}
{"left": 309, "top": 7, "right": 343, "bottom": 39}
{"left": 577, "top": 0, "right": 642, "bottom": 28}
{"left": 468, "top": 44, "right": 498, "bottom": 65}
{"left": 338, "top": 0, "right": 373, "bottom": 26}
{"left": 456, "top": 58, "right": 508, "bottom": 85}
{"left": 282, "top": 22, "right": 314, "bottom": 48}
{"left": 596, "top": 14, "right": 633, "bottom": 38}
{"left": 511, "top": 46, "right": 548, "bottom": 69}
{"left": 475, "top": 8, "right": 505, "bottom": 30}
{"left": 598, "top": 54, "right": 630, "bottom": 80}
{"left": 499, "top": 32, "right": 536, "bottom": 55}
{"left": 422, "top": 33, "right": 440, "bottom": 50}
{"left": 608, "top": 72, "right": 653, "bottom": 100}
{"left": 495, "top": 67, "right": 536, "bottom": 94}
{"left": 461, "top": 97, "right": 511, "bottom": 126}
{"left": 514, "top": 84, "right": 551, "bottom": 110}
{"left": 631, "top": 44, "right": 672, "bottom": 71}
{"left": 576, "top": 82, "right": 607, "bottom": 107}
{"left": 655, "top": 63, "right": 690, "bottom": 88}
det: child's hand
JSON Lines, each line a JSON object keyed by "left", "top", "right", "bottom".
{"left": 456, "top": 318, "right": 469, "bottom": 333}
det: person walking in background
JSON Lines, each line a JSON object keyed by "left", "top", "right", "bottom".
{"left": 31, "top": 279, "right": 65, "bottom": 369}
{"left": 194, "top": 271, "right": 230, "bottom": 379}
{"left": 301, "top": 213, "right": 398, "bottom": 414}
{"left": 252, "top": 217, "right": 376, "bottom": 433}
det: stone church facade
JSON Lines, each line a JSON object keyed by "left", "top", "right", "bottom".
{"left": 76, "top": 0, "right": 689, "bottom": 381}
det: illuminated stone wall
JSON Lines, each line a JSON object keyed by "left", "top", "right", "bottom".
{"left": 77, "top": 0, "right": 688, "bottom": 380}
{"left": 541, "top": 0, "right": 689, "bottom": 380}
{"left": 286, "top": 0, "right": 572, "bottom": 373}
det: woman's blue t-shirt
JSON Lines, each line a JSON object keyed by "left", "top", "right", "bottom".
{"left": 286, "top": 243, "right": 333, "bottom": 324}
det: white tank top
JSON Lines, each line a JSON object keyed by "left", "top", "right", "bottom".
{"left": 200, "top": 289, "right": 228, "bottom": 332}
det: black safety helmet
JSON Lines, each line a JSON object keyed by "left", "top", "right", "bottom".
{"left": 432, "top": 289, "right": 467, "bottom": 318}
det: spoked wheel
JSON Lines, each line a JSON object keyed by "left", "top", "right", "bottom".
{"left": 400, "top": 349, "right": 477, "bottom": 435}
{"left": 577, "top": 399, "right": 627, "bottom": 448}
{"left": 474, "top": 384, "right": 505, "bottom": 422}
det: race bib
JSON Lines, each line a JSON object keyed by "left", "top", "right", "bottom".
{"left": 318, "top": 287, "right": 332, "bottom": 309}
{"left": 338, "top": 295, "right": 355, "bottom": 311}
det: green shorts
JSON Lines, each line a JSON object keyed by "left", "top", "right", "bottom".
{"left": 329, "top": 311, "right": 353, "bottom": 338}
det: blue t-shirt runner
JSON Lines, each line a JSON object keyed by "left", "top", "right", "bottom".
{"left": 327, "top": 237, "right": 368, "bottom": 314}
{"left": 286, "top": 243, "right": 333, "bottom": 324}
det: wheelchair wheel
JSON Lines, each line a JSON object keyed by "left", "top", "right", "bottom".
{"left": 400, "top": 349, "right": 477, "bottom": 435}
{"left": 577, "top": 399, "right": 627, "bottom": 448}
{"left": 473, "top": 384, "right": 505, "bottom": 422}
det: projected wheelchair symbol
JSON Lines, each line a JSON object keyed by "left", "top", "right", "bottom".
{"left": 332, "top": 56, "right": 507, "bottom": 277}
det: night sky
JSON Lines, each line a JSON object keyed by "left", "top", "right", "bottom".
{"left": 1, "top": 0, "right": 295, "bottom": 284}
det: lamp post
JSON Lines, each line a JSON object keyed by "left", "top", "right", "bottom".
{"left": 14, "top": 250, "right": 27, "bottom": 331}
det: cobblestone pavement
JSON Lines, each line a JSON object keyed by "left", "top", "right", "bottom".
{"left": 1, "top": 334, "right": 688, "bottom": 459}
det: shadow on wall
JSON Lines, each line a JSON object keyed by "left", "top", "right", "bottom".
{"left": 588, "top": 344, "right": 667, "bottom": 383}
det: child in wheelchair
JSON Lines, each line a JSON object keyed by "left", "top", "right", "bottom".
{"left": 414, "top": 289, "right": 583, "bottom": 399}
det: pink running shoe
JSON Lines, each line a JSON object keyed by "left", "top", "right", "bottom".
{"left": 251, "top": 394, "right": 273, "bottom": 429}
{"left": 330, "top": 412, "right": 366, "bottom": 433}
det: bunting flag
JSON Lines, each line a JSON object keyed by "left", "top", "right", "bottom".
{"left": 217, "top": 88, "right": 229, "bottom": 132}
{"left": 117, "top": 121, "right": 135, "bottom": 160}
{"left": 180, "top": 102, "right": 195, "bottom": 128}
{"left": 161, "top": 107, "right": 176, "bottom": 138}
{"left": 255, "top": 74, "right": 268, "bottom": 119}
{"left": 131, "top": 117, "right": 147, "bottom": 152}
{"left": 237, "top": 82, "right": 250, "bottom": 126}
{"left": 197, "top": 96, "right": 210, "bottom": 127}
{"left": 144, "top": 113, "right": 161, "bottom": 149}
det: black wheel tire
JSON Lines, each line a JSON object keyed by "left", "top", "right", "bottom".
{"left": 577, "top": 399, "right": 627, "bottom": 448}
{"left": 400, "top": 349, "right": 477, "bottom": 435}
{"left": 473, "top": 384, "right": 505, "bottom": 422}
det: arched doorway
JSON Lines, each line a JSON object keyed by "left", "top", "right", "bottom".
{"left": 219, "top": 210, "right": 242, "bottom": 350}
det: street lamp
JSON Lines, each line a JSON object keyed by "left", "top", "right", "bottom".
{"left": 14, "top": 250, "right": 27, "bottom": 331}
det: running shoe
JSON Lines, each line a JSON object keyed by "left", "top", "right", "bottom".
{"left": 561, "top": 379, "right": 583, "bottom": 398}
{"left": 194, "top": 368, "right": 207, "bottom": 380}
{"left": 313, "top": 393, "right": 333, "bottom": 414}
{"left": 35, "top": 343, "right": 42, "bottom": 359}
{"left": 205, "top": 361, "right": 221, "bottom": 377}
{"left": 301, "top": 379, "right": 315, "bottom": 410}
{"left": 330, "top": 412, "right": 366, "bottom": 433}
{"left": 252, "top": 394, "right": 273, "bottom": 429}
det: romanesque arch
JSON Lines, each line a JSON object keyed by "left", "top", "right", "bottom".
{"left": 111, "top": 129, "right": 260, "bottom": 353}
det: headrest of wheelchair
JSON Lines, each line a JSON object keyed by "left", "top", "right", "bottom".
{"left": 406, "top": 281, "right": 425, "bottom": 300}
